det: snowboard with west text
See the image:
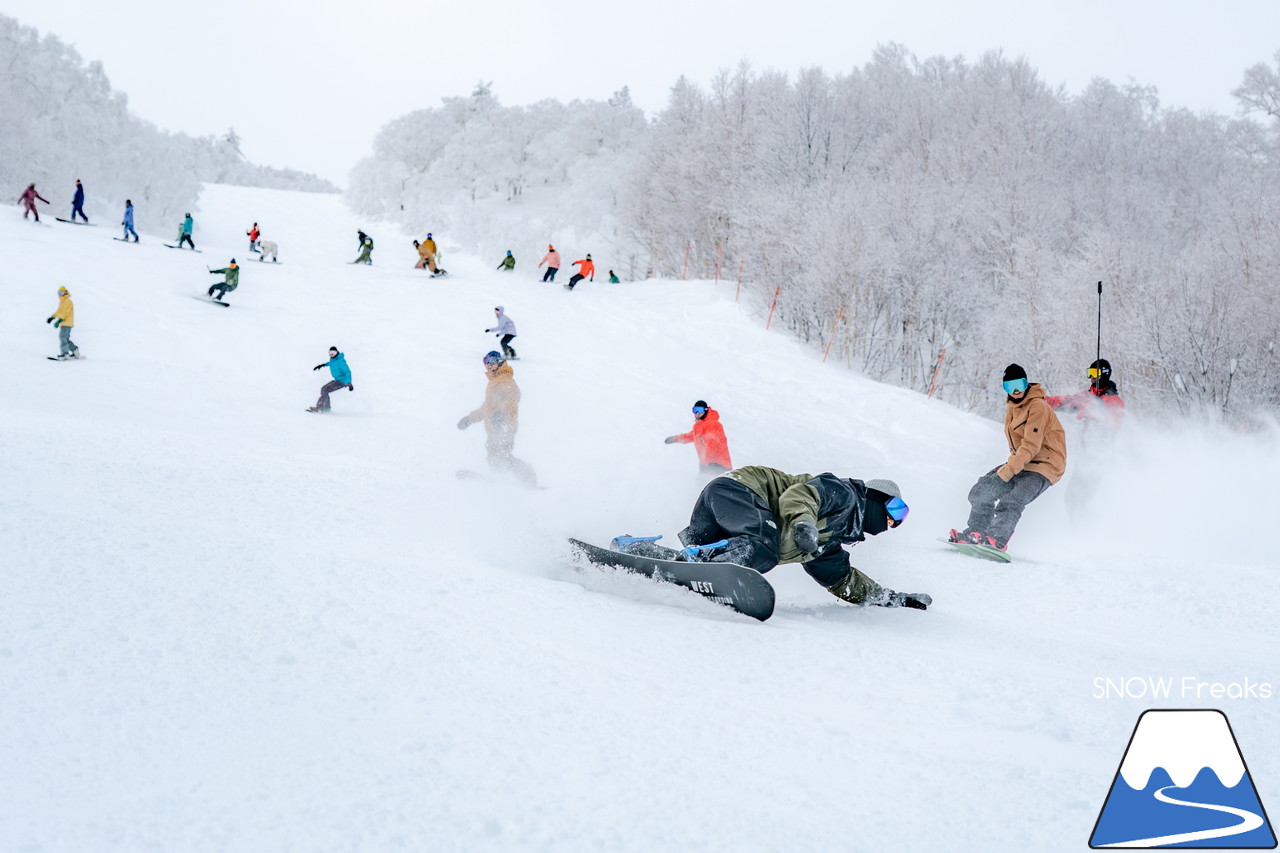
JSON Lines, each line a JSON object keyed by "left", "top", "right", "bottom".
{"left": 569, "top": 538, "right": 775, "bottom": 621}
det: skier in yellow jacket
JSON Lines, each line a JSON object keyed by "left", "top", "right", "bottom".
{"left": 46, "top": 286, "right": 81, "bottom": 360}
{"left": 457, "top": 351, "right": 537, "bottom": 486}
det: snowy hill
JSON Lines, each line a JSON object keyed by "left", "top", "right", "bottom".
{"left": 3, "top": 185, "right": 1277, "bottom": 852}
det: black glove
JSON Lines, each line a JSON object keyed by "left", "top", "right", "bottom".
{"left": 793, "top": 521, "right": 821, "bottom": 556}
{"left": 347, "top": 384, "right": 354, "bottom": 392}
{"left": 484, "top": 328, "right": 491, "bottom": 333}
{"left": 663, "top": 436, "right": 677, "bottom": 444}
{"left": 313, "top": 364, "right": 325, "bottom": 371}
{"left": 457, "top": 416, "right": 470, "bottom": 430}
{"left": 46, "top": 317, "right": 53, "bottom": 324}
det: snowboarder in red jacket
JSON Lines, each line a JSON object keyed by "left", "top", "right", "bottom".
{"left": 665, "top": 400, "right": 732, "bottom": 474}
{"left": 1045, "top": 358, "right": 1125, "bottom": 426}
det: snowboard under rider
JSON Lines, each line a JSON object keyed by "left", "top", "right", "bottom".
{"left": 664, "top": 400, "right": 732, "bottom": 474}
{"left": 949, "top": 363, "right": 1067, "bottom": 551}
{"left": 1045, "top": 358, "right": 1125, "bottom": 427}
{"left": 309, "top": 347, "right": 353, "bottom": 413}
{"left": 625, "top": 465, "right": 930, "bottom": 610}
{"left": 46, "top": 286, "right": 81, "bottom": 360}
{"left": 538, "top": 245, "right": 561, "bottom": 282}
{"left": 19, "top": 183, "right": 49, "bottom": 221}
{"left": 207, "top": 260, "right": 239, "bottom": 301}
{"left": 457, "top": 352, "right": 537, "bottom": 487}
{"left": 485, "top": 306, "right": 518, "bottom": 359}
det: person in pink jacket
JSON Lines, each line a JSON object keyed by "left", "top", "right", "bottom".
{"left": 538, "top": 245, "right": 561, "bottom": 282}
{"left": 19, "top": 184, "right": 49, "bottom": 221}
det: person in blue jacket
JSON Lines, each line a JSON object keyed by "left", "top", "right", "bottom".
{"left": 308, "top": 346, "right": 353, "bottom": 413}
{"left": 121, "top": 199, "right": 138, "bottom": 242}
{"left": 71, "top": 179, "right": 89, "bottom": 222}
{"left": 178, "top": 213, "right": 195, "bottom": 249}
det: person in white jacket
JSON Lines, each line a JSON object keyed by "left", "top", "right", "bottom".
{"left": 485, "top": 306, "right": 518, "bottom": 359}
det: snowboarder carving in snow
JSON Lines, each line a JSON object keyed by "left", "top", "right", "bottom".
{"left": 207, "top": 260, "right": 240, "bottom": 301}
{"left": 485, "top": 306, "right": 518, "bottom": 360}
{"left": 628, "top": 466, "right": 929, "bottom": 609}
{"left": 418, "top": 233, "right": 439, "bottom": 273}
{"left": 538, "top": 245, "right": 561, "bottom": 282}
{"left": 122, "top": 200, "right": 138, "bottom": 242}
{"left": 309, "top": 347, "right": 353, "bottom": 413}
{"left": 353, "top": 231, "right": 373, "bottom": 264}
{"left": 457, "top": 352, "right": 537, "bottom": 487}
{"left": 178, "top": 213, "right": 195, "bottom": 249}
{"left": 664, "top": 400, "right": 731, "bottom": 475}
{"left": 46, "top": 286, "right": 81, "bottom": 359}
{"left": 496, "top": 250, "right": 515, "bottom": 271}
{"left": 257, "top": 240, "right": 279, "bottom": 262}
{"left": 566, "top": 254, "right": 594, "bottom": 290}
{"left": 19, "top": 183, "right": 49, "bottom": 221}
{"left": 70, "top": 179, "right": 89, "bottom": 222}
{"left": 948, "top": 363, "right": 1067, "bottom": 552}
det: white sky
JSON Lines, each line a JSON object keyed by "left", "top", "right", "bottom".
{"left": 3, "top": 0, "right": 1276, "bottom": 185}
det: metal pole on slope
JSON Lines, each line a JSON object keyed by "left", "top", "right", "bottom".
{"left": 927, "top": 348, "right": 948, "bottom": 398}
{"left": 1096, "top": 281, "right": 1103, "bottom": 369}
{"left": 735, "top": 260, "right": 744, "bottom": 302}
{"left": 682, "top": 243, "right": 691, "bottom": 280}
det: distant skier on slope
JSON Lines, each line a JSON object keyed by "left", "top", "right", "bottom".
{"left": 623, "top": 466, "right": 929, "bottom": 609}
{"left": 496, "top": 250, "right": 515, "bottom": 271}
{"left": 308, "top": 346, "right": 354, "bottom": 413}
{"left": 19, "top": 183, "right": 49, "bottom": 221}
{"left": 177, "top": 213, "right": 195, "bottom": 249}
{"left": 353, "top": 231, "right": 373, "bottom": 264}
{"left": 566, "top": 254, "right": 594, "bottom": 290}
{"left": 457, "top": 351, "right": 537, "bottom": 487}
{"left": 948, "top": 363, "right": 1066, "bottom": 552}
{"left": 70, "top": 179, "right": 89, "bottom": 222}
{"left": 246, "top": 222, "right": 261, "bottom": 253}
{"left": 207, "top": 259, "right": 240, "bottom": 301}
{"left": 46, "top": 286, "right": 82, "bottom": 359}
{"left": 664, "top": 400, "right": 732, "bottom": 475}
{"left": 257, "top": 240, "right": 279, "bottom": 262}
{"left": 538, "top": 245, "right": 561, "bottom": 282}
{"left": 608, "top": 270, "right": 620, "bottom": 284}
{"left": 1045, "top": 358, "right": 1125, "bottom": 427}
{"left": 121, "top": 199, "right": 139, "bottom": 242}
{"left": 485, "top": 306, "right": 518, "bottom": 359}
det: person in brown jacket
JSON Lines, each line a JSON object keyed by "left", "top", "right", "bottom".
{"left": 457, "top": 351, "right": 537, "bottom": 486}
{"left": 949, "top": 363, "right": 1066, "bottom": 551}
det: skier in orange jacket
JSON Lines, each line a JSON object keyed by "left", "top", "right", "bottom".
{"left": 664, "top": 400, "right": 733, "bottom": 474}
{"left": 566, "top": 254, "right": 595, "bottom": 290}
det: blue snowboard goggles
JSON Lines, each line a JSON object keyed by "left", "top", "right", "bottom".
{"left": 1002, "top": 377, "right": 1029, "bottom": 395}
{"left": 692, "top": 405, "right": 707, "bottom": 414}
{"left": 885, "top": 496, "right": 909, "bottom": 523}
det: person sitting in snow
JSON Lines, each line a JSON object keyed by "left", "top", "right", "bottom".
{"left": 496, "top": 250, "right": 515, "bottom": 271}
{"left": 948, "top": 363, "right": 1066, "bottom": 552}
{"left": 664, "top": 400, "right": 732, "bottom": 475}
{"left": 622, "top": 466, "right": 929, "bottom": 610}
{"left": 309, "top": 346, "right": 353, "bottom": 413}
{"left": 608, "top": 270, "right": 620, "bottom": 283}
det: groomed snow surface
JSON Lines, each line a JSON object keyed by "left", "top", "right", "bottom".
{"left": 3, "top": 185, "right": 1278, "bottom": 852}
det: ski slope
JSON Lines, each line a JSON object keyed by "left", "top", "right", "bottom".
{"left": 3, "top": 185, "right": 1277, "bottom": 852}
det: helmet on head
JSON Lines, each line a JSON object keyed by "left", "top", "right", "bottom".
{"left": 1089, "top": 358, "right": 1112, "bottom": 380}
{"left": 483, "top": 351, "right": 505, "bottom": 367}
{"left": 57, "top": 286, "right": 68, "bottom": 294}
